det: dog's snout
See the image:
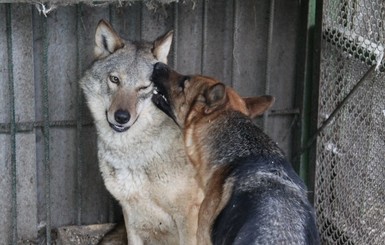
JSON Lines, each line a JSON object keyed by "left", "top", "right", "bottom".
{"left": 114, "top": 109, "right": 130, "bottom": 124}
{"left": 154, "top": 62, "right": 168, "bottom": 72}
{"left": 153, "top": 62, "right": 170, "bottom": 79}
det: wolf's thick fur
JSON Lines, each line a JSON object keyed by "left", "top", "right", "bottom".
{"left": 151, "top": 63, "right": 320, "bottom": 245}
{"left": 80, "top": 20, "right": 202, "bottom": 245}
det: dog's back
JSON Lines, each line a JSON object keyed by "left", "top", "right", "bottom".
{"left": 205, "top": 111, "right": 319, "bottom": 244}
{"left": 150, "top": 63, "right": 320, "bottom": 244}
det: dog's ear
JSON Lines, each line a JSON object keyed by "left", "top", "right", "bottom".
{"left": 243, "top": 95, "right": 275, "bottom": 118}
{"left": 94, "top": 19, "right": 124, "bottom": 59}
{"left": 153, "top": 31, "right": 173, "bottom": 64}
{"left": 204, "top": 83, "right": 227, "bottom": 114}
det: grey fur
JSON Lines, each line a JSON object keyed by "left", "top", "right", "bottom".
{"left": 80, "top": 21, "right": 201, "bottom": 244}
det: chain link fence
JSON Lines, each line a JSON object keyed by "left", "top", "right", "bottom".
{"left": 315, "top": 0, "right": 385, "bottom": 244}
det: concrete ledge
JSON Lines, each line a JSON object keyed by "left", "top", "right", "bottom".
{"left": 56, "top": 224, "right": 116, "bottom": 245}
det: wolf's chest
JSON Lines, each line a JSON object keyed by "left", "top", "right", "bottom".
{"left": 98, "top": 156, "right": 149, "bottom": 199}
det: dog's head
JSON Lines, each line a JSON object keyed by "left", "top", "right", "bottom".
{"left": 151, "top": 62, "right": 275, "bottom": 127}
{"left": 81, "top": 20, "right": 173, "bottom": 133}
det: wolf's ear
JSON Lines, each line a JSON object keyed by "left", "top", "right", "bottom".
{"left": 153, "top": 31, "right": 173, "bottom": 64}
{"left": 94, "top": 19, "right": 124, "bottom": 59}
{"left": 243, "top": 95, "right": 275, "bottom": 119}
{"left": 204, "top": 83, "right": 227, "bottom": 114}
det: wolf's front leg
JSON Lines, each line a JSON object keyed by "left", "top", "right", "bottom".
{"left": 126, "top": 229, "right": 143, "bottom": 245}
{"left": 177, "top": 215, "right": 198, "bottom": 245}
{"left": 123, "top": 208, "right": 144, "bottom": 245}
{"left": 177, "top": 196, "right": 202, "bottom": 245}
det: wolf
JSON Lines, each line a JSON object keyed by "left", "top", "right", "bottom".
{"left": 80, "top": 20, "right": 202, "bottom": 245}
{"left": 151, "top": 62, "right": 320, "bottom": 245}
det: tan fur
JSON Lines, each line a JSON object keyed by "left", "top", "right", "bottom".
{"left": 182, "top": 79, "right": 272, "bottom": 244}
{"left": 152, "top": 63, "right": 319, "bottom": 244}
{"left": 152, "top": 66, "right": 274, "bottom": 244}
{"left": 196, "top": 167, "right": 234, "bottom": 244}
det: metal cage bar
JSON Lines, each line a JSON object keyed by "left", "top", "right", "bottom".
{"left": 5, "top": 4, "right": 18, "bottom": 244}
{"left": 41, "top": 14, "right": 52, "bottom": 245}
{"left": 263, "top": 0, "right": 275, "bottom": 131}
{"left": 75, "top": 4, "right": 83, "bottom": 226}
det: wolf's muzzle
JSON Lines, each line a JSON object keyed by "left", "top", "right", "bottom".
{"left": 106, "top": 110, "right": 131, "bottom": 133}
{"left": 115, "top": 109, "right": 130, "bottom": 124}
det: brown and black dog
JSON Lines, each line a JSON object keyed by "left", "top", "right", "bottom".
{"left": 151, "top": 63, "right": 320, "bottom": 245}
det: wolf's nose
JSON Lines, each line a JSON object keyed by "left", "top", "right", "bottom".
{"left": 114, "top": 109, "right": 130, "bottom": 124}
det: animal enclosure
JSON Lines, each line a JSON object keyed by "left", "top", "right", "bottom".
{"left": 315, "top": 0, "right": 385, "bottom": 244}
{"left": 0, "top": 0, "right": 383, "bottom": 244}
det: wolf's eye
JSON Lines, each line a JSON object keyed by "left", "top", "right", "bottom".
{"left": 138, "top": 84, "right": 151, "bottom": 91}
{"left": 109, "top": 75, "right": 120, "bottom": 85}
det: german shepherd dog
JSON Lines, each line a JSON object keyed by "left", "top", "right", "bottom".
{"left": 151, "top": 63, "right": 320, "bottom": 245}
{"left": 80, "top": 21, "right": 202, "bottom": 244}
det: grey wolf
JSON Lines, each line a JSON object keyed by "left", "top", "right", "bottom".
{"left": 151, "top": 63, "right": 320, "bottom": 245}
{"left": 80, "top": 20, "right": 202, "bottom": 245}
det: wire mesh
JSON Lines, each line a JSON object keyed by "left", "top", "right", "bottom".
{"left": 315, "top": 0, "right": 385, "bottom": 244}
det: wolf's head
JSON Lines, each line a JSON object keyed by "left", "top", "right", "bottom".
{"left": 81, "top": 20, "right": 173, "bottom": 133}
{"left": 151, "top": 62, "right": 275, "bottom": 128}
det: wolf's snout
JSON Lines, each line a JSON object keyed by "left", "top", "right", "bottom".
{"left": 114, "top": 109, "right": 130, "bottom": 124}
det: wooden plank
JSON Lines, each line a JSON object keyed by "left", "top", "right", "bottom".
{"left": 10, "top": 4, "right": 38, "bottom": 242}
{"left": 0, "top": 140, "right": 11, "bottom": 245}
{"left": 78, "top": 4, "right": 110, "bottom": 69}
{"left": 77, "top": 4, "right": 115, "bottom": 224}
{"left": 110, "top": 2, "right": 141, "bottom": 40}
{"left": 140, "top": 2, "right": 175, "bottom": 64}
{"left": 0, "top": 4, "right": 12, "bottom": 244}
{"left": 264, "top": 0, "right": 301, "bottom": 158}
{"left": 40, "top": 5, "right": 78, "bottom": 229}
{"left": 232, "top": 0, "right": 269, "bottom": 96}
{"left": 0, "top": 4, "right": 10, "bottom": 118}
{"left": 46, "top": 8, "right": 78, "bottom": 122}
{"left": 174, "top": 0, "right": 204, "bottom": 74}
{"left": 201, "top": 0, "right": 234, "bottom": 85}
{"left": 140, "top": 3, "right": 174, "bottom": 42}
{"left": 0, "top": 4, "right": 39, "bottom": 243}
{"left": 32, "top": 4, "right": 48, "bottom": 240}
{"left": 266, "top": 1, "right": 299, "bottom": 109}
{"left": 33, "top": 4, "right": 112, "bottom": 229}
{"left": 267, "top": 116, "right": 297, "bottom": 159}
{"left": 79, "top": 126, "right": 114, "bottom": 224}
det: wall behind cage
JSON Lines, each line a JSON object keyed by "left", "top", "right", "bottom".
{"left": 0, "top": 1, "right": 304, "bottom": 243}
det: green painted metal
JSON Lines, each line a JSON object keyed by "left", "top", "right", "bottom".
{"left": 299, "top": 0, "right": 317, "bottom": 186}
